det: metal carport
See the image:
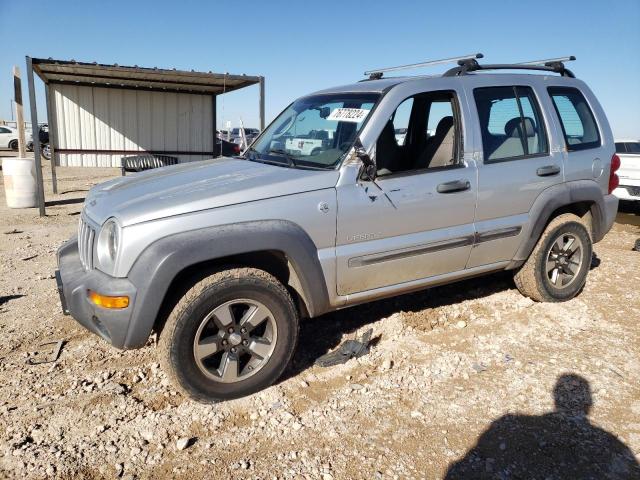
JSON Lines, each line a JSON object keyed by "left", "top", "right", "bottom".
{"left": 26, "top": 56, "right": 265, "bottom": 216}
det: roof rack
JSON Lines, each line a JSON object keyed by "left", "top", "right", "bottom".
{"left": 443, "top": 55, "right": 576, "bottom": 78}
{"left": 364, "top": 53, "right": 483, "bottom": 80}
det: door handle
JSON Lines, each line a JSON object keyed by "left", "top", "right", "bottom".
{"left": 536, "top": 165, "right": 561, "bottom": 177}
{"left": 437, "top": 179, "right": 471, "bottom": 194}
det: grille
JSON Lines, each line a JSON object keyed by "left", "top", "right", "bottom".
{"left": 78, "top": 216, "right": 96, "bottom": 270}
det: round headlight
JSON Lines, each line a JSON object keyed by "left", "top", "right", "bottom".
{"left": 97, "top": 218, "right": 121, "bottom": 273}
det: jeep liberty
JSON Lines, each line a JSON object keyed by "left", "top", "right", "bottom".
{"left": 56, "top": 54, "right": 620, "bottom": 402}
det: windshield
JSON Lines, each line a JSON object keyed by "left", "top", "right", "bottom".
{"left": 250, "top": 93, "right": 379, "bottom": 168}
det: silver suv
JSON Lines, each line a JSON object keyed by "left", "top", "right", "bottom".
{"left": 56, "top": 55, "right": 620, "bottom": 402}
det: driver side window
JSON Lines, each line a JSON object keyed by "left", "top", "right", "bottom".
{"left": 375, "top": 91, "right": 461, "bottom": 176}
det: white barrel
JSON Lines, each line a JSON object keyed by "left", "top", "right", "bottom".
{"left": 2, "top": 158, "right": 37, "bottom": 208}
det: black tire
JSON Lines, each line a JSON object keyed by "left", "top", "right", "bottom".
{"left": 514, "top": 214, "right": 592, "bottom": 302}
{"left": 8, "top": 140, "right": 18, "bottom": 151}
{"left": 159, "top": 267, "right": 299, "bottom": 403}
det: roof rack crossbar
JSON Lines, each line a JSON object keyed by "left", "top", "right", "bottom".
{"left": 515, "top": 56, "right": 576, "bottom": 66}
{"left": 443, "top": 56, "right": 576, "bottom": 78}
{"left": 364, "top": 53, "right": 483, "bottom": 79}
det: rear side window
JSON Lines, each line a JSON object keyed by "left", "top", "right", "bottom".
{"left": 615, "top": 142, "right": 627, "bottom": 153}
{"left": 474, "top": 86, "right": 548, "bottom": 162}
{"left": 548, "top": 87, "right": 600, "bottom": 151}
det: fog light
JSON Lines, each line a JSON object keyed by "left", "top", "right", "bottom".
{"left": 88, "top": 290, "right": 129, "bottom": 309}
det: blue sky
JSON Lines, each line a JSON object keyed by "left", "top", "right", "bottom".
{"left": 1, "top": 0, "right": 639, "bottom": 138}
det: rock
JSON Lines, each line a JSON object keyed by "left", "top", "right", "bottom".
{"left": 115, "top": 463, "right": 124, "bottom": 476}
{"left": 381, "top": 358, "right": 393, "bottom": 371}
{"left": 130, "top": 446, "right": 141, "bottom": 456}
{"left": 249, "top": 412, "right": 259, "bottom": 421}
{"left": 176, "top": 437, "right": 192, "bottom": 451}
{"left": 410, "top": 411, "right": 423, "bottom": 418}
{"left": 456, "top": 320, "right": 467, "bottom": 329}
{"left": 299, "top": 380, "right": 309, "bottom": 388}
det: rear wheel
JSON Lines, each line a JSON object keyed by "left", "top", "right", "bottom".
{"left": 159, "top": 268, "right": 299, "bottom": 403}
{"left": 8, "top": 139, "right": 18, "bottom": 150}
{"left": 514, "top": 214, "right": 592, "bottom": 302}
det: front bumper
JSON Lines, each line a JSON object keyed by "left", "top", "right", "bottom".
{"left": 56, "top": 238, "right": 137, "bottom": 349}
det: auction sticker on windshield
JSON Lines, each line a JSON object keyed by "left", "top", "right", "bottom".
{"left": 327, "top": 108, "right": 370, "bottom": 123}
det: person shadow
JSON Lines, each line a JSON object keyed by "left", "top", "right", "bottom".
{"left": 445, "top": 374, "right": 640, "bottom": 479}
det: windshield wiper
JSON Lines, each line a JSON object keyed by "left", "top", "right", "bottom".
{"left": 268, "top": 149, "right": 298, "bottom": 168}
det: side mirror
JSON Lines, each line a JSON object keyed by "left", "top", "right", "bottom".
{"left": 354, "top": 139, "right": 376, "bottom": 181}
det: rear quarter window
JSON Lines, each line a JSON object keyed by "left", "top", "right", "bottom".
{"left": 548, "top": 87, "right": 601, "bottom": 151}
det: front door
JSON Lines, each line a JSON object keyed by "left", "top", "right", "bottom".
{"left": 336, "top": 89, "right": 477, "bottom": 295}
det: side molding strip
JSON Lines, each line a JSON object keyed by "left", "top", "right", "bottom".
{"left": 348, "top": 235, "right": 475, "bottom": 268}
{"left": 474, "top": 226, "right": 522, "bottom": 245}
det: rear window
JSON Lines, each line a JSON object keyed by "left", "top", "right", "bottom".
{"left": 474, "top": 86, "right": 548, "bottom": 162}
{"left": 548, "top": 87, "right": 600, "bottom": 151}
{"left": 625, "top": 142, "right": 640, "bottom": 154}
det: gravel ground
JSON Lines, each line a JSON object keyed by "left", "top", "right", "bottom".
{"left": 1, "top": 163, "right": 639, "bottom": 479}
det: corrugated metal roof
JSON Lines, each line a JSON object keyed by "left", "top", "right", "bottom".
{"left": 31, "top": 58, "right": 261, "bottom": 95}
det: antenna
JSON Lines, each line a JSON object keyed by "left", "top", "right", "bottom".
{"left": 515, "top": 56, "right": 576, "bottom": 66}
{"left": 364, "top": 53, "right": 484, "bottom": 79}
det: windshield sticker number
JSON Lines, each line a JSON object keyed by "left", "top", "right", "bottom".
{"left": 327, "top": 108, "right": 370, "bottom": 123}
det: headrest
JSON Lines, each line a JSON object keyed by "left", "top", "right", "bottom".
{"left": 505, "top": 117, "right": 536, "bottom": 138}
{"left": 436, "top": 116, "right": 454, "bottom": 136}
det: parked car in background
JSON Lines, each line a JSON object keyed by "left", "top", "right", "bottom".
{"left": 230, "top": 127, "right": 260, "bottom": 146}
{"left": 0, "top": 125, "right": 32, "bottom": 150}
{"left": 215, "top": 137, "right": 241, "bottom": 157}
{"left": 26, "top": 124, "right": 51, "bottom": 160}
{"left": 613, "top": 139, "right": 640, "bottom": 204}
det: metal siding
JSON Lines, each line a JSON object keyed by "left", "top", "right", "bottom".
{"left": 93, "top": 88, "right": 107, "bottom": 167}
{"left": 78, "top": 86, "right": 96, "bottom": 166}
{"left": 108, "top": 89, "right": 125, "bottom": 167}
{"left": 50, "top": 85, "right": 214, "bottom": 167}
{"left": 151, "top": 91, "right": 165, "bottom": 152}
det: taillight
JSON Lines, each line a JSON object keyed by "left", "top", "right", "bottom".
{"left": 233, "top": 145, "right": 241, "bottom": 154}
{"left": 608, "top": 154, "right": 621, "bottom": 194}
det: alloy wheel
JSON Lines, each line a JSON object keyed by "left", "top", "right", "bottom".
{"left": 545, "top": 233, "right": 584, "bottom": 288}
{"left": 193, "top": 299, "right": 277, "bottom": 383}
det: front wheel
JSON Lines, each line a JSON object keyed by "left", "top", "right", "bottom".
{"left": 514, "top": 213, "right": 592, "bottom": 302}
{"left": 159, "top": 268, "right": 299, "bottom": 403}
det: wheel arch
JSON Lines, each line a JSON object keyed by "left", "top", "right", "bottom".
{"left": 509, "top": 181, "right": 606, "bottom": 267}
{"left": 123, "top": 220, "right": 330, "bottom": 349}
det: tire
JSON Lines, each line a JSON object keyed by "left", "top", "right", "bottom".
{"left": 159, "top": 267, "right": 299, "bottom": 403}
{"left": 42, "top": 144, "right": 51, "bottom": 160}
{"left": 8, "top": 140, "right": 18, "bottom": 151}
{"left": 514, "top": 213, "right": 592, "bottom": 302}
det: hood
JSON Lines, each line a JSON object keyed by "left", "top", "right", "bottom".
{"left": 83, "top": 157, "right": 340, "bottom": 226}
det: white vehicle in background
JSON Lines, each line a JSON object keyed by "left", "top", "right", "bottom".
{"left": 613, "top": 139, "right": 640, "bottom": 203}
{"left": 284, "top": 130, "right": 333, "bottom": 156}
{"left": 0, "top": 125, "right": 32, "bottom": 150}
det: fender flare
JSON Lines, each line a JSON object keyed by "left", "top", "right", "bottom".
{"left": 511, "top": 180, "right": 607, "bottom": 264}
{"left": 123, "top": 220, "right": 331, "bottom": 348}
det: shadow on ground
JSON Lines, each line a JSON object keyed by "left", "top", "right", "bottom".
{"left": 445, "top": 373, "right": 640, "bottom": 479}
{"left": 283, "top": 271, "right": 514, "bottom": 381}
{"left": 45, "top": 197, "right": 85, "bottom": 207}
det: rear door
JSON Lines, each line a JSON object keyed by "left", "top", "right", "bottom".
{"left": 467, "top": 82, "right": 564, "bottom": 268}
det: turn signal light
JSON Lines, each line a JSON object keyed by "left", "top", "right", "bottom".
{"left": 88, "top": 290, "right": 129, "bottom": 309}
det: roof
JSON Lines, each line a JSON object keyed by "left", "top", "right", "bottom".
{"left": 31, "top": 58, "right": 261, "bottom": 95}
{"left": 307, "top": 77, "right": 420, "bottom": 96}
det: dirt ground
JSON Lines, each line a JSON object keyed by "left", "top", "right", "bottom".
{"left": 1, "top": 158, "right": 639, "bottom": 479}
